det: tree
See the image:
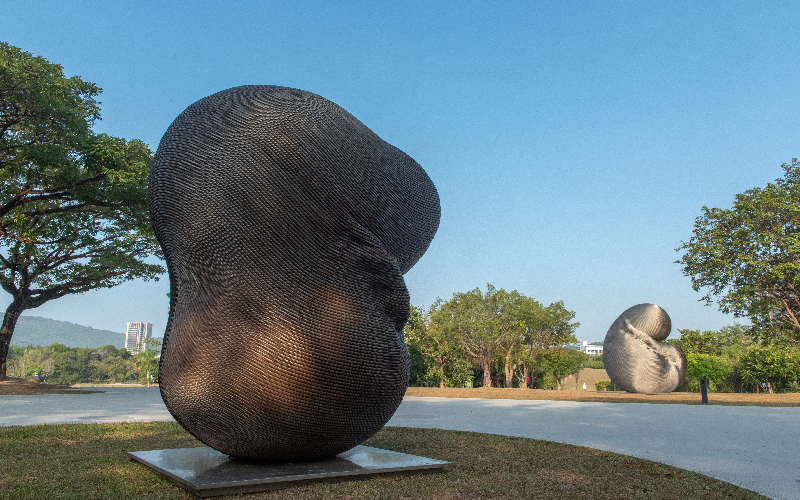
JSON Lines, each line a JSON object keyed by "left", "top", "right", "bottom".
{"left": 669, "top": 329, "right": 725, "bottom": 356}
{"left": 512, "top": 300, "right": 579, "bottom": 389}
{"left": 429, "top": 285, "right": 527, "bottom": 387}
{"left": 403, "top": 306, "right": 429, "bottom": 386}
{"left": 740, "top": 345, "right": 800, "bottom": 394}
{"left": 686, "top": 353, "right": 731, "bottom": 403}
{"left": 134, "top": 338, "right": 161, "bottom": 386}
{"left": 0, "top": 43, "right": 164, "bottom": 379}
{"left": 677, "top": 160, "right": 800, "bottom": 343}
{"left": 408, "top": 302, "right": 473, "bottom": 388}
{"left": 537, "top": 348, "right": 586, "bottom": 390}
{"left": 425, "top": 285, "right": 579, "bottom": 388}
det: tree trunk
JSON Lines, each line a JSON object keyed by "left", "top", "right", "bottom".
{"left": 482, "top": 361, "right": 491, "bottom": 388}
{"left": 519, "top": 365, "right": 530, "bottom": 389}
{"left": 504, "top": 349, "right": 514, "bottom": 388}
{"left": 0, "top": 301, "right": 25, "bottom": 381}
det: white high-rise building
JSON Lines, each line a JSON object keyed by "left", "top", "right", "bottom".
{"left": 125, "top": 322, "right": 153, "bottom": 353}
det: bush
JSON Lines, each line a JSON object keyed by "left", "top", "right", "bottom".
{"left": 584, "top": 359, "right": 604, "bottom": 369}
{"left": 595, "top": 381, "right": 615, "bottom": 391}
{"left": 537, "top": 374, "right": 557, "bottom": 390}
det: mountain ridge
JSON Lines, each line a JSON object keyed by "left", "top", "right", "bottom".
{"left": 11, "top": 316, "right": 126, "bottom": 349}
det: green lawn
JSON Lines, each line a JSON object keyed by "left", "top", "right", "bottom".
{"left": 0, "top": 422, "right": 767, "bottom": 500}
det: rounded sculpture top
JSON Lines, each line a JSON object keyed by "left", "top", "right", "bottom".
{"left": 150, "top": 85, "right": 440, "bottom": 275}
{"left": 149, "top": 86, "right": 440, "bottom": 461}
{"left": 603, "top": 303, "right": 686, "bottom": 394}
{"left": 615, "top": 303, "right": 672, "bottom": 342}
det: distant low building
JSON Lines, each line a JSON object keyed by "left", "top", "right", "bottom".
{"left": 125, "top": 322, "right": 153, "bottom": 353}
{"left": 578, "top": 341, "right": 603, "bottom": 356}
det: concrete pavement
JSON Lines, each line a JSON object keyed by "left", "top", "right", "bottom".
{"left": 0, "top": 388, "right": 797, "bottom": 500}
{"left": 389, "top": 396, "right": 800, "bottom": 500}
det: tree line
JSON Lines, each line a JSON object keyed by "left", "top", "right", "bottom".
{"left": 670, "top": 325, "right": 800, "bottom": 394}
{"left": 404, "top": 284, "right": 589, "bottom": 389}
{"left": 6, "top": 339, "right": 160, "bottom": 386}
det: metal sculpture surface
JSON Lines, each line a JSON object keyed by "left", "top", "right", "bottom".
{"left": 148, "top": 86, "right": 440, "bottom": 461}
{"left": 603, "top": 304, "right": 686, "bottom": 394}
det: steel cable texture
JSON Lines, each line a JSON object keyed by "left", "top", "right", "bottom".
{"left": 603, "top": 304, "right": 687, "bottom": 394}
{"left": 148, "top": 86, "right": 440, "bottom": 461}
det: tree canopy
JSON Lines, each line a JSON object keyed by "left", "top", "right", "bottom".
{"left": 410, "top": 284, "right": 578, "bottom": 388}
{"left": 0, "top": 43, "right": 164, "bottom": 379}
{"left": 677, "top": 160, "right": 800, "bottom": 343}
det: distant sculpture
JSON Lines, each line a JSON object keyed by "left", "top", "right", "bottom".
{"left": 148, "top": 86, "right": 440, "bottom": 461}
{"left": 603, "top": 304, "right": 686, "bottom": 394}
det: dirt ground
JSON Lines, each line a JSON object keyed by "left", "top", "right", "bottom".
{"left": 559, "top": 367, "right": 611, "bottom": 390}
{"left": 4, "top": 374, "right": 799, "bottom": 406}
{"left": 0, "top": 378, "right": 102, "bottom": 395}
{"left": 405, "top": 386, "right": 800, "bottom": 406}
{"left": 406, "top": 368, "right": 800, "bottom": 406}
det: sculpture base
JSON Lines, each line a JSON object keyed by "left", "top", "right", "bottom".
{"left": 128, "top": 445, "right": 450, "bottom": 498}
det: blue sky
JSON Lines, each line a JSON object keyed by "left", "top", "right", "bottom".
{"left": 3, "top": 1, "right": 799, "bottom": 342}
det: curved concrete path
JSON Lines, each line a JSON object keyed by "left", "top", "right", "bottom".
{"left": 389, "top": 396, "right": 799, "bottom": 500}
{"left": 0, "top": 389, "right": 797, "bottom": 500}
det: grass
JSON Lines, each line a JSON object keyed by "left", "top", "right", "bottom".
{"left": 406, "top": 386, "right": 800, "bottom": 406}
{"left": 5, "top": 376, "right": 799, "bottom": 406}
{"left": 0, "top": 422, "right": 768, "bottom": 500}
{"left": 0, "top": 378, "right": 102, "bottom": 395}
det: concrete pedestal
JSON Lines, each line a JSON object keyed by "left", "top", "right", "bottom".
{"left": 128, "top": 445, "right": 449, "bottom": 497}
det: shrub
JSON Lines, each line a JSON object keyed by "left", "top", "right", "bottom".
{"left": 595, "top": 381, "right": 615, "bottom": 391}
{"left": 584, "top": 359, "right": 604, "bottom": 369}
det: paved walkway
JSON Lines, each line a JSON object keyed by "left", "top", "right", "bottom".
{"left": 389, "top": 397, "right": 799, "bottom": 500}
{"left": 0, "top": 388, "right": 797, "bottom": 500}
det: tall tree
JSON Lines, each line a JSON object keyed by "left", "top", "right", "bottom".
{"left": 428, "top": 285, "right": 516, "bottom": 387}
{"left": 677, "top": 160, "right": 800, "bottom": 343}
{"left": 537, "top": 347, "right": 586, "bottom": 390}
{"left": 427, "top": 285, "right": 578, "bottom": 388}
{"left": 0, "top": 43, "right": 164, "bottom": 379}
{"left": 403, "top": 305, "right": 429, "bottom": 386}
{"left": 513, "top": 301, "right": 579, "bottom": 389}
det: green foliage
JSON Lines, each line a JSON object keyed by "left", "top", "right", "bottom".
{"left": 677, "top": 159, "right": 800, "bottom": 343}
{"left": 740, "top": 346, "right": 800, "bottom": 393}
{"left": 669, "top": 329, "right": 724, "bottom": 356}
{"left": 406, "top": 286, "right": 578, "bottom": 389}
{"left": 584, "top": 359, "right": 604, "bottom": 369}
{"left": 405, "top": 304, "right": 473, "bottom": 388}
{"left": 134, "top": 337, "right": 161, "bottom": 385}
{"left": 422, "top": 284, "right": 578, "bottom": 388}
{"left": 405, "top": 332, "right": 427, "bottom": 386}
{"left": 7, "top": 343, "right": 137, "bottom": 384}
{"left": 686, "top": 353, "right": 731, "bottom": 384}
{"left": 537, "top": 348, "right": 587, "bottom": 389}
{"left": 0, "top": 43, "right": 164, "bottom": 379}
{"left": 428, "top": 285, "right": 522, "bottom": 387}
{"left": 595, "top": 381, "right": 615, "bottom": 391}
{"left": 670, "top": 325, "right": 800, "bottom": 393}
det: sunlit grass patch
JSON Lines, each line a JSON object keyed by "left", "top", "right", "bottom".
{"left": 405, "top": 386, "right": 800, "bottom": 407}
{"left": 0, "top": 422, "right": 768, "bottom": 499}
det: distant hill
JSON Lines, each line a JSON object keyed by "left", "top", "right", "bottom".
{"left": 11, "top": 316, "right": 124, "bottom": 349}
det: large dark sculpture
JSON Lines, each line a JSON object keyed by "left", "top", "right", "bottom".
{"left": 149, "top": 86, "right": 440, "bottom": 461}
{"left": 603, "top": 304, "right": 686, "bottom": 394}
